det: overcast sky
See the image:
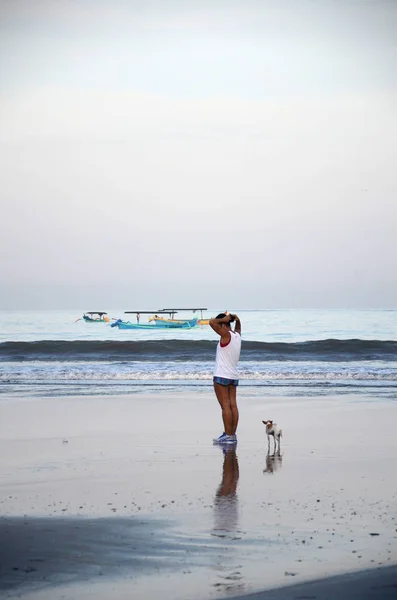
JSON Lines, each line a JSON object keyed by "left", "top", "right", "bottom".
{"left": 0, "top": 0, "right": 396, "bottom": 309}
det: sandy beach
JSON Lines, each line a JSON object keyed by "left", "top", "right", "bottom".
{"left": 0, "top": 390, "right": 396, "bottom": 599}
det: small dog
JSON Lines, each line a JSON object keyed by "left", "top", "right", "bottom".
{"left": 262, "top": 420, "right": 282, "bottom": 452}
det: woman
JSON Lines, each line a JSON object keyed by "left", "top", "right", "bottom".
{"left": 209, "top": 313, "right": 242, "bottom": 444}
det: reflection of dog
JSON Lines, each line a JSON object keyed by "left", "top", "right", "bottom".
{"left": 262, "top": 420, "right": 282, "bottom": 452}
{"left": 263, "top": 450, "right": 282, "bottom": 474}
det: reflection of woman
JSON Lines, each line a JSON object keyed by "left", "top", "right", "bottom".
{"left": 213, "top": 447, "right": 239, "bottom": 534}
{"left": 212, "top": 447, "right": 245, "bottom": 596}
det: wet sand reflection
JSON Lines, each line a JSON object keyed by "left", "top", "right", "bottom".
{"left": 211, "top": 446, "right": 245, "bottom": 596}
{"left": 263, "top": 449, "right": 283, "bottom": 474}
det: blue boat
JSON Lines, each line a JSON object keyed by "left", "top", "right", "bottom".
{"left": 111, "top": 320, "right": 160, "bottom": 330}
{"left": 111, "top": 318, "right": 198, "bottom": 330}
{"left": 75, "top": 312, "right": 110, "bottom": 324}
{"left": 151, "top": 317, "right": 198, "bottom": 328}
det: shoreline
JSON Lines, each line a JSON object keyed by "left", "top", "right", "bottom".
{"left": 1, "top": 391, "right": 396, "bottom": 599}
{"left": 230, "top": 564, "right": 397, "bottom": 599}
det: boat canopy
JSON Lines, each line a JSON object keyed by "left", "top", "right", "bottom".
{"left": 160, "top": 308, "right": 207, "bottom": 311}
{"left": 85, "top": 312, "right": 107, "bottom": 315}
{"left": 160, "top": 307, "right": 208, "bottom": 318}
{"left": 124, "top": 310, "right": 177, "bottom": 315}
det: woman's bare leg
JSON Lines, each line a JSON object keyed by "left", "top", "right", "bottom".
{"left": 228, "top": 385, "right": 239, "bottom": 435}
{"left": 214, "top": 382, "right": 233, "bottom": 435}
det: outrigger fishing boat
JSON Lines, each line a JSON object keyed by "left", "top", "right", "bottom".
{"left": 111, "top": 320, "right": 160, "bottom": 330}
{"left": 152, "top": 308, "right": 209, "bottom": 326}
{"left": 75, "top": 312, "right": 110, "bottom": 323}
{"left": 111, "top": 311, "right": 198, "bottom": 330}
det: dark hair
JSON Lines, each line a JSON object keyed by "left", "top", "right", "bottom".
{"left": 216, "top": 313, "right": 235, "bottom": 323}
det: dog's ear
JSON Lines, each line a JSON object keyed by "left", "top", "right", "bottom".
{"left": 262, "top": 420, "right": 268, "bottom": 425}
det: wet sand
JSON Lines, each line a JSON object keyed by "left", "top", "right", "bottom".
{"left": 0, "top": 391, "right": 396, "bottom": 599}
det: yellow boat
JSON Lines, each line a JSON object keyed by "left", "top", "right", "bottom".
{"left": 156, "top": 308, "right": 210, "bottom": 326}
{"left": 198, "top": 310, "right": 228, "bottom": 325}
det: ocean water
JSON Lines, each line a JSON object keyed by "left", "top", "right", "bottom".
{"left": 0, "top": 309, "right": 396, "bottom": 398}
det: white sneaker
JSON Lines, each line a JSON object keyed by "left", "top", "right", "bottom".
{"left": 222, "top": 435, "right": 237, "bottom": 444}
{"left": 213, "top": 433, "right": 236, "bottom": 444}
{"left": 213, "top": 432, "right": 227, "bottom": 443}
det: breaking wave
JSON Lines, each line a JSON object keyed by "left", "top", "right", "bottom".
{"left": 1, "top": 339, "right": 397, "bottom": 362}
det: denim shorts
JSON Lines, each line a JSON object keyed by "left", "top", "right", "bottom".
{"left": 213, "top": 376, "right": 239, "bottom": 386}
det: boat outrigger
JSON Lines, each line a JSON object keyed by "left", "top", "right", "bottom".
{"left": 75, "top": 312, "right": 110, "bottom": 323}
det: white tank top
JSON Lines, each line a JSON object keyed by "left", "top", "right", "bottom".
{"left": 214, "top": 331, "right": 241, "bottom": 379}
